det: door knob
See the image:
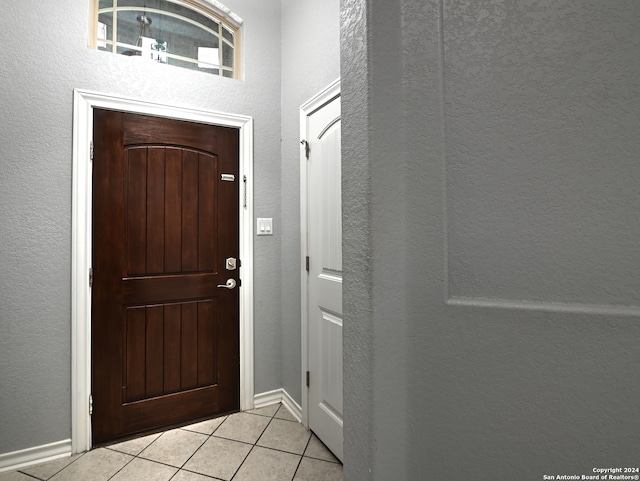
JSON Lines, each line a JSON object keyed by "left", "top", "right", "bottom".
{"left": 217, "top": 278, "right": 237, "bottom": 289}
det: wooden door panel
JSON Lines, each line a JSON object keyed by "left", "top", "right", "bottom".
{"left": 180, "top": 302, "right": 199, "bottom": 389}
{"left": 92, "top": 109, "right": 239, "bottom": 445}
{"left": 164, "top": 149, "right": 182, "bottom": 272}
{"left": 198, "top": 154, "right": 216, "bottom": 271}
{"left": 126, "top": 148, "right": 148, "bottom": 275}
{"left": 146, "top": 149, "right": 165, "bottom": 274}
{"left": 125, "top": 306, "right": 146, "bottom": 401}
{"left": 121, "top": 274, "right": 217, "bottom": 303}
{"left": 182, "top": 151, "right": 199, "bottom": 271}
{"left": 163, "top": 303, "right": 182, "bottom": 392}
{"left": 197, "top": 300, "right": 217, "bottom": 386}
{"left": 123, "top": 300, "right": 218, "bottom": 402}
{"left": 123, "top": 387, "right": 218, "bottom": 433}
{"left": 125, "top": 147, "right": 218, "bottom": 277}
{"left": 122, "top": 113, "right": 221, "bottom": 153}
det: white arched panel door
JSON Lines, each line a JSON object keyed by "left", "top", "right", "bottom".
{"left": 303, "top": 82, "right": 343, "bottom": 462}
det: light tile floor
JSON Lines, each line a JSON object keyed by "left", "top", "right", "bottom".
{"left": 0, "top": 404, "right": 342, "bottom": 481}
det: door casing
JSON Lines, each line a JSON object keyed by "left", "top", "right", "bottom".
{"left": 300, "top": 78, "right": 341, "bottom": 429}
{"left": 72, "top": 89, "right": 254, "bottom": 453}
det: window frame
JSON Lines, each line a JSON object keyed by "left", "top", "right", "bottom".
{"left": 89, "top": 0, "right": 242, "bottom": 79}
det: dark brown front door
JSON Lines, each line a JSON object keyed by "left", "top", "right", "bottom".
{"left": 91, "top": 109, "right": 240, "bottom": 445}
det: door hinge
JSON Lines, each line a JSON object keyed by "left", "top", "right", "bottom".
{"left": 300, "top": 140, "right": 310, "bottom": 160}
{"left": 89, "top": 394, "right": 93, "bottom": 415}
{"left": 90, "top": 140, "right": 94, "bottom": 161}
{"left": 306, "top": 371, "right": 310, "bottom": 387}
{"left": 306, "top": 256, "right": 310, "bottom": 272}
{"left": 89, "top": 267, "right": 94, "bottom": 287}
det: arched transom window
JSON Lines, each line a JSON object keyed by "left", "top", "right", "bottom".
{"left": 92, "top": 0, "right": 242, "bottom": 79}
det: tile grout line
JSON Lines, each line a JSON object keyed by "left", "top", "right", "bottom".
{"left": 105, "top": 448, "right": 139, "bottom": 480}
{"left": 28, "top": 404, "right": 326, "bottom": 481}
{"left": 103, "top": 428, "right": 165, "bottom": 480}
{"left": 303, "top": 434, "right": 342, "bottom": 465}
{"left": 127, "top": 456, "right": 185, "bottom": 472}
{"left": 149, "top": 417, "right": 221, "bottom": 470}
{"left": 228, "top": 443, "right": 255, "bottom": 481}
{"left": 174, "top": 467, "right": 226, "bottom": 481}
{"left": 303, "top": 453, "right": 341, "bottom": 464}
{"left": 290, "top": 433, "right": 315, "bottom": 481}
{"left": 18, "top": 451, "right": 87, "bottom": 481}
{"left": 107, "top": 425, "right": 207, "bottom": 480}
{"left": 175, "top": 408, "right": 235, "bottom": 481}
{"left": 229, "top": 407, "right": 279, "bottom": 481}
{"left": 167, "top": 410, "right": 252, "bottom": 481}
{"left": 174, "top": 427, "right": 211, "bottom": 473}
{"left": 14, "top": 473, "right": 42, "bottom": 481}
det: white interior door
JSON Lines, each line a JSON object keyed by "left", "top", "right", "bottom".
{"left": 303, "top": 85, "right": 343, "bottom": 461}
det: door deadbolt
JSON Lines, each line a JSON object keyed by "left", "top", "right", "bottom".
{"left": 226, "top": 257, "right": 237, "bottom": 270}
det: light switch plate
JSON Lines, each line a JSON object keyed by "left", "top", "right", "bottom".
{"left": 257, "top": 218, "right": 273, "bottom": 236}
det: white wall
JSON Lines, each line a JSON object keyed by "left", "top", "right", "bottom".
{"left": 0, "top": 0, "right": 282, "bottom": 454}
{"left": 342, "top": 0, "right": 640, "bottom": 479}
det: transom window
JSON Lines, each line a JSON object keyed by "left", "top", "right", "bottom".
{"left": 93, "top": 0, "right": 242, "bottom": 79}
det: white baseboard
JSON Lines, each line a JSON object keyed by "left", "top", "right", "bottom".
{"left": 253, "top": 389, "right": 302, "bottom": 423}
{"left": 0, "top": 439, "right": 72, "bottom": 474}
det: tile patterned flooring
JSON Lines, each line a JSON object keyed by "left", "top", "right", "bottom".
{"left": 0, "top": 404, "right": 343, "bottom": 481}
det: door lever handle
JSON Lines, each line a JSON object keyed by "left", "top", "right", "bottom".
{"left": 217, "top": 278, "right": 237, "bottom": 289}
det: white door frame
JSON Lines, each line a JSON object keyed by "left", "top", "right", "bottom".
{"left": 300, "top": 78, "right": 340, "bottom": 428}
{"left": 71, "top": 89, "right": 255, "bottom": 453}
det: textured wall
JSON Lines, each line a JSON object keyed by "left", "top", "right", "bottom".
{"left": 280, "top": 0, "right": 340, "bottom": 406}
{"left": 0, "top": 0, "right": 282, "bottom": 454}
{"left": 340, "top": 0, "right": 374, "bottom": 479}
{"left": 445, "top": 1, "right": 640, "bottom": 306}
{"left": 342, "top": 0, "right": 640, "bottom": 479}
